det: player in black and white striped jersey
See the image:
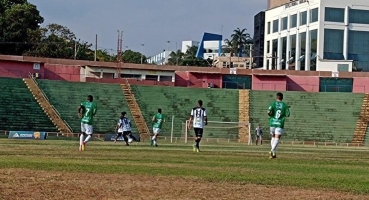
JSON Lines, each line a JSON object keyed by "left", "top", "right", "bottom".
{"left": 188, "top": 100, "right": 207, "bottom": 152}
{"left": 114, "top": 112, "right": 135, "bottom": 146}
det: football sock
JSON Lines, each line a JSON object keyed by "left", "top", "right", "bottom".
{"left": 195, "top": 138, "right": 201, "bottom": 149}
{"left": 80, "top": 134, "right": 85, "bottom": 145}
{"left": 271, "top": 138, "right": 280, "bottom": 153}
{"left": 123, "top": 136, "right": 128, "bottom": 144}
{"left": 270, "top": 137, "right": 275, "bottom": 147}
{"left": 84, "top": 135, "right": 91, "bottom": 143}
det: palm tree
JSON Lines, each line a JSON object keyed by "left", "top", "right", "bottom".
{"left": 230, "top": 28, "right": 253, "bottom": 57}
{"left": 184, "top": 45, "right": 198, "bottom": 59}
{"left": 222, "top": 39, "right": 237, "bottom": 54}
{"left": 167, "top": 50, "right": 184, "bottom": 65}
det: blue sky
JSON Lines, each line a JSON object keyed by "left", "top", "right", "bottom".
{"left": 28, "top": 0, "right": 266, "bottom": 56}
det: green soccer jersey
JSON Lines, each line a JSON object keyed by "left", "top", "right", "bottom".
{"left": 268, "top": 101, "right": 290, "bottom": 128}
{"left": 80, "top": 101, "right": 97, "bottom": 125}
{"left": 153, "top": 113, "right": 165, "bottom": 129}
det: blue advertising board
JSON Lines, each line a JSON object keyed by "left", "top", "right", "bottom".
{"left": 8, "top": 131, "right": 47, "bottom": 140}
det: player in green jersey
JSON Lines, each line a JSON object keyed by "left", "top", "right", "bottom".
{"left": 267, "top": 92, "right": 290, "bottom": 159}
{"left": 78, "top": 95, "right": 97, "bottom": 151}
{"left": 151, "top": 108, "right": 165, "bottom": 147}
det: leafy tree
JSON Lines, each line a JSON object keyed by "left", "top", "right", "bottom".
{"left": 96, "top": 50, "right": 114, "bottom": 62}
{"left": 184, "top": 45, "right": 198, "bottom": 59}
{"left": 122, "top": 50, "right": 147, "bottom": 64}
{"left": 25, "top": 23, "right": 94, "bottom": 60}
{"left": 0, "top": 0, "right": 44, "bottom": 55}
{"left": 167, "top": 50, "right": 184, "bottom": 65}
{"left": 223, "top": 28, "right": 253, "bottom": 57}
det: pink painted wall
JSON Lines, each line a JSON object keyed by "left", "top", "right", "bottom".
{"left": 175, "top": 72, "right": 222, "bottom": 88}
{"left": 0, "top": 60, "right": 44, "bottom": 78}
{"left": 353, "top": 77, "right": 369, "bottom": 93}
{"left": 286, "top": 76, "right": 320, "bottom": 92}
{"left": 86, "top": 77, "right": 174, "bottom": 86}
{"left": 44, "top": 64, "right": 81, "bottom": 82}
{"left": 252, "top": 75, "right": 287, "bottom": 91}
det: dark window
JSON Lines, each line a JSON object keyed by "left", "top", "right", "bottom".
{"left": 290, "top": 14, "right": 297, "bottom": 28}
{"left": 273, "top": 19, "right": 279, "bottom": 33}
{"left": 282, "top": 17, "right": 288, "bottom": 30}
{"left": 324, "top": 29, "right": 344, "bottom": 60}
{"left": 325, "top": 7, "right": 344, "bottom": 22}
{"left": 349, "top": 9, "right": 369, "bottom": 24}
{"left": 300, "top": 11, "right": 307, "bottom": 25}
{"left": 310, "top": 8, "right": 318, "bottom": 23}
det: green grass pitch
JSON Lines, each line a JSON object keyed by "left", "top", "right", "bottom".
{"left": 1, "top": 139, "right": 369, "bottom": 197}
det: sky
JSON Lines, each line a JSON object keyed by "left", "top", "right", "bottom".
{"left": 28, "top": 0, "right": 267, "bottom": 57}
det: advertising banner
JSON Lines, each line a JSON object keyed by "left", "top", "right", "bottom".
{"left": 104, "top": 133, "right": 140, "bottom": 142}
{"left": 8, "top": 131, "right": 47, "bottom": 140}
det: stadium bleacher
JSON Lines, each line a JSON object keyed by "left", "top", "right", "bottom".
{"left": 0, "top": 77, "right": 57, "bottom": 132}
{"left": 36, "top": 80, "right": 137, "bottom": 133}
{"left": 131, "top": 85, "right": 239, "bottom": 138}
{"left": 250, "top": 91, "right": 364, "bottom": 143}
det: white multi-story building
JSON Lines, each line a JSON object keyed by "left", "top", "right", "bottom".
{"left": 146, "top": 50, "right": 173, "bottom": 65}
{"left": 182, "top": 40, "right": 227, "bottom": 60}
{"left": 263, "top": 0, "right": 369, "bottom": 72}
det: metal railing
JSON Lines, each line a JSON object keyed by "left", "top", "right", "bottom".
{"left": 27, "top": 72, "right": 74, "bottom": 133}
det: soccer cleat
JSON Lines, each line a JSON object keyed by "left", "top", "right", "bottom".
{"left": 269, "top": 151, "right": 273, "bottom": 159}
{"left": 81, "top": 142, "right": 85, "bottom": 151}
{"left": 272, "top": 152, "right": 277, "bottom": 159}
{"left": 154, "top": 144, "right": 158, "bottom": 147}
{"left": 196, "top": 148, "right": 200, "bottom": 153}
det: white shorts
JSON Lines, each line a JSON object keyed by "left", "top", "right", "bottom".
{"left": 81, "top": 123, "right": 93, "bottom": 135}
{"left": 153, "top": 128, "right": 161, "bottom": 134}
{"left": 270, "top": 127, "right": 283, "bottom": 135}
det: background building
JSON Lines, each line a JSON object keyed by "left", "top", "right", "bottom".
{"left": 263, "top": 0, "right": 369, "bottom": 72}
{"left": 253, "top": 11, "right": 265, "bottom": 68}
{"left": 146, "top": 50, "right": 173, "bottom": 65}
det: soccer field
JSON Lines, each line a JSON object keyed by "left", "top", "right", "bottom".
{"left": 1, "top": 140, "right": 369, "bottom": 200}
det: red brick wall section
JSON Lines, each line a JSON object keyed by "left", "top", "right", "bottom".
{"left": 286, "top": 76, "right": 320, "bottom": 92}
{"left": 0, "top": 60, "right": 44, "bottom": 78}
{"left": 44, "top": 64, "right": 81, "bottom": 82}
{"left": 252, "top": 75, "right": 287, "bottom": 91}
{"left": 353, "top": 77, "right": 369, "bottom": 93}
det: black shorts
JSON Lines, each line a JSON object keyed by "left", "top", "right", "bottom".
{"left": 194, "top": 128, "right": 203, "bottom": 138}
{"left": 117, "top": 131, "right": 131, "bottom": 137}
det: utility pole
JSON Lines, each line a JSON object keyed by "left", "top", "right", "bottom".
{"left": 117, "top": 30, "right": 123, "bottom": 77}
{"left": 249, "top": 44, "right": 253, "bottom": 69}
{"left": 140, "top": 44, "right": 145, "bottom": 64}
{"left": 94, "top": 34, "right": 97, "bottom": 61}
{"left": 166, "top": 41, "right": 170, "bottom": 52}
{"left": 74, "top": 41, "right": 77, "bottom": 60}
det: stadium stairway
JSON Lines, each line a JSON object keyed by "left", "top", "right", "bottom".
{"left": 352, "top": 93, "right": 369, "bottom": 146}
{"left": 23, "top": 78, "right": 73, "bottom": 134}
{"left": 121, "top": 82, "right": 150, "bottom": 139}
{"left": 36, "top": 80, "right": 136, "bottom": 134}
{"left": 238, "top": 90, "right": 250, "bottom": 143}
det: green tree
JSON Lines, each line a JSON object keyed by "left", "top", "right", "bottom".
{"left": 122, "top": 50, "right": 147, "bottom": 64}
{"left": 227, "top": 28, "right": 253, "bottom": 57}
{"left": 96, "top": 50, "right": 114, "bottom": 62}
{"left": 0, "top": 0, "right": 44, "bottom": 55}
{"left": 167, "top": 50, "right": 184, "bottom": 65}
{"left": 26, "top": 23, "right": 94, "bottom": 60}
